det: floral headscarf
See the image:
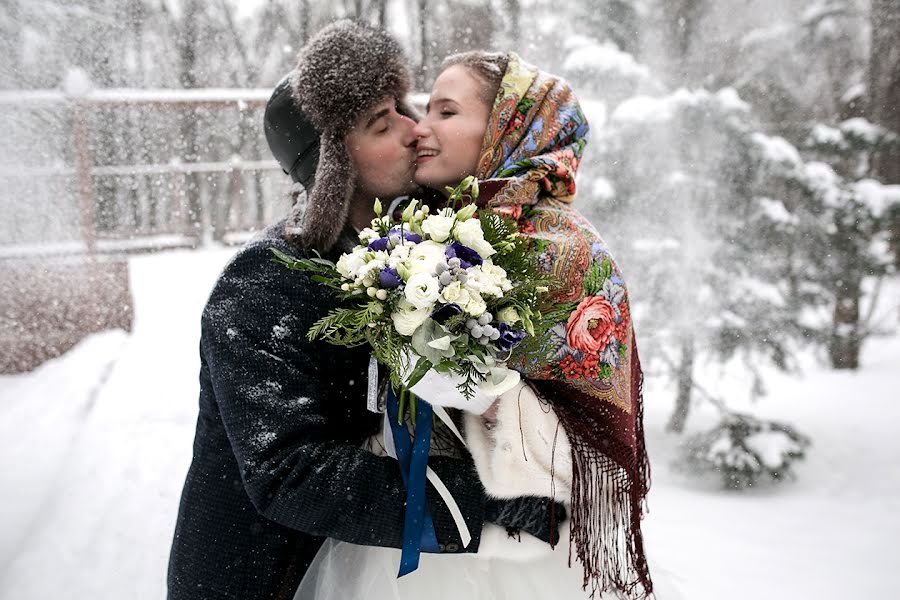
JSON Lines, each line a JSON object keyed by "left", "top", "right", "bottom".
{"left": 475, "top": 53, "right": 589, "bottom": 205}
{"left": 474, "top": 54, "right": 653, "bottom": 600}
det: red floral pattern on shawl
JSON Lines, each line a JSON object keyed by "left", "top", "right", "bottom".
{"left": 473, "top": 54, "right": 653, "bottom": 600}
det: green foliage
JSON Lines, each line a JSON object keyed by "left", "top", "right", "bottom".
{"left": 583, "top": 262, "right": 604, "bottom": 296}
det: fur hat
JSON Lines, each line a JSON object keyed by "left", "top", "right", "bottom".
{"left": 288, "top": 19, "right": 414, "bottom": 251}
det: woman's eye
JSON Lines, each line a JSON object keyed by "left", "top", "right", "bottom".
{"left": 440, "top": 111, "right": 455, "bottom": 117}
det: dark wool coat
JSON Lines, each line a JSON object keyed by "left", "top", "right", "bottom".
{"left": 167, "top": 222, "right": 488, "bottom": 600}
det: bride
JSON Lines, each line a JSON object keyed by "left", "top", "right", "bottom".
{"left": 296, "top": 52, "right": 681, "bottom": 600}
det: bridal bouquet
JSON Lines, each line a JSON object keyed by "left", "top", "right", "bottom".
{"left": 271, "top": 178, "right": 551, "bottom": 405}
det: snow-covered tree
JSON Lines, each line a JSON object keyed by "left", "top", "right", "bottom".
{"left": 803, "top": 119, "right": 900, "bottom": 368}
{"left": 580, "top": 87, "right": 830, "bottom": 432}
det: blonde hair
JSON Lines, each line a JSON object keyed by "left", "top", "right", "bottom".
{"left": 440, "top": 51, "right": 509, "bottom": 107}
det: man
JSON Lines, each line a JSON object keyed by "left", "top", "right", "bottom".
{"left": 167, "top": 20, "right": 563, "bottom": 600}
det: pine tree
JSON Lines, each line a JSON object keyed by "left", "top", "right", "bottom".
{"left": 579, "top": 87, "right": 825, "bottom": 431}
{"left": 803, "top": 118, "right": 900, "bottom": 368}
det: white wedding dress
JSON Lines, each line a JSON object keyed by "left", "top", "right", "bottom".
{"left": 294, "top": 381, "right": 684, "bottom": 600}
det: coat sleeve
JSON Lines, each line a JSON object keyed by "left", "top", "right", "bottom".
{"left": 463, "top": 380, "right": 573, "bottom": 561}
{"left": 201, "top": 241, "right": 486, "bottom": 552}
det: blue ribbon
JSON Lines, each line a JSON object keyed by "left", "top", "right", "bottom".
{"left": 386, "top": 387, "right": 440, "bottom": 576}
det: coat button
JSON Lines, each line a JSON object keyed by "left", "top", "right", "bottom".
{"left": 438, "top": 543, "right": 446, "bottom": 552}
{"left": 446, "top": 542, "right": 459, "bottom": 552}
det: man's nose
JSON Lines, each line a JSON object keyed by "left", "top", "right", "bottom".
{"left": 400, "top": 114, "right": 420, "bottom": 146}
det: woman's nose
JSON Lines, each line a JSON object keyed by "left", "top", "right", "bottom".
{"left": 411, "top": 118, "right": 431, "bottom": 140}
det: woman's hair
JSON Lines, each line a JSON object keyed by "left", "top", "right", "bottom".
{"left": 440, "top": 51, "right": 509, "bottom": 108}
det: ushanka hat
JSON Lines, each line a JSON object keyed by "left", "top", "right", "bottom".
{"left": 285, "top": 19, "right": 415, "bottom": 250}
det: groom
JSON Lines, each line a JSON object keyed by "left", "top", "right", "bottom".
{"left": 167, "top": 20, "right": 564, "bottom": 600}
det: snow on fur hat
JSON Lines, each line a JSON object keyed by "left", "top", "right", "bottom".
{"left": 289, "top": 19, "right": 415, "bottom": 250}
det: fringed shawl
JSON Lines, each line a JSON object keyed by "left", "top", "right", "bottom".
{"left": 474, "top": 53, "right": 653, "bottom": 599}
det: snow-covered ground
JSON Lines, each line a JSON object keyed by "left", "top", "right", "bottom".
{"left": 1, "top": 248, "right": 898, "bottom": 599}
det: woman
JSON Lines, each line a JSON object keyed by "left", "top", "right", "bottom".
{"left": 296, "top": 52, "right": 674, "bottom": 600}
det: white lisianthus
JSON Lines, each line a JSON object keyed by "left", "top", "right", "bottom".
{"left": 439, "top": 280, "right": 471, "bottom": 307}
{"left": 464, "top": 289, "right": 487, "bottom": 317}
{"left": 454, "top": 218, "right": 495, "bottom": 258}
{"left": 404, "top": 272, "right": 440, "bottom": 309}
{"left": 357, "top": 227, "right": 380, "bottom": 245}
{"left": 391, "top": 298, "right": 432, "bottom": 336}
{"left": 421, "top": 214, "right": 455, "bottom": 242}
{"left": 407, "top": 240, "right": 447, "bottom": 275}
{"left": 336, "top": 247, "right": 367, "bottom": 279}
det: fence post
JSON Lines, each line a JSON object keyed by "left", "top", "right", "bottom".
{"left": 72, "top": 103, "right": 96, "bottom": 254}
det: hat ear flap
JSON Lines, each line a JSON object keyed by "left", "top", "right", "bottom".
{"left": 290, "top": 129, "right": 356, "bottom": 251}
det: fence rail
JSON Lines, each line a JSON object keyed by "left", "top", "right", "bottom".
{"left": 0, "top": 88, "right": 290, "bottom": 256}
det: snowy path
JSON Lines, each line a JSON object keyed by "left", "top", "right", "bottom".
{"left": 1, "top": 248, "right": 898, "bottom": 599}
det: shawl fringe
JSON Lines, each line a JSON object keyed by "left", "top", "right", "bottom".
{"left": 530, "top": 342, "right": 652, "bottom": 600}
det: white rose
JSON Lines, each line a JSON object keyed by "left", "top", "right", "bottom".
{"left": 336, "top": 247, "right": 367, "bottom": 279}
{"left": 439, "top": 280, "right": 471, "bottom": 307}
{"left": 391, "top": 298, "right": 431, "bottom": 336}
{"left": 497, "top": 306, "right": 521, "bottom": 325}
{"left": 454, "top": 218, "right": 496, "bottom": 258}
{"left": 407, "top": 240, "right": 447, "bottom": 276}
{"left": 421, "top": 215, "right": 455, "bottom": 242}
{"left": 464, "top": 289, "right": 487, "bottom": 317}
{"left": 404, "top": 272, "right": 440, "bottom": 309}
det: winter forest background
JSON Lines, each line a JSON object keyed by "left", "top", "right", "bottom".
{"left": 1, "top": 1, "right": 899, "bottom": 598}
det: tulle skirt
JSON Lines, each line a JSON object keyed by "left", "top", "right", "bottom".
{"left": 294, "top": 538, "right": 685, "bottom": 600}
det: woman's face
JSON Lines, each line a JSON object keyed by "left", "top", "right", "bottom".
{"left": 413, "top": 65, "right": 491, "bottom": 191}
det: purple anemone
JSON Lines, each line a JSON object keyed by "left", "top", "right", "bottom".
{"left": 496, "top": 322, "right": 527, "bottom": 352}
{"left": 430, "top": 303, "right": 462, "bottom": 324}
{"left": 445, "top": 242, "right": 483, "bottom": 269}
{"left": 379, "top": 267, "right": 402, "bottom": 289}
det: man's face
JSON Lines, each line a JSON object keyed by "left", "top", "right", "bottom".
{"left": 346, "top": 98, "right": 418, "bottom": 200}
